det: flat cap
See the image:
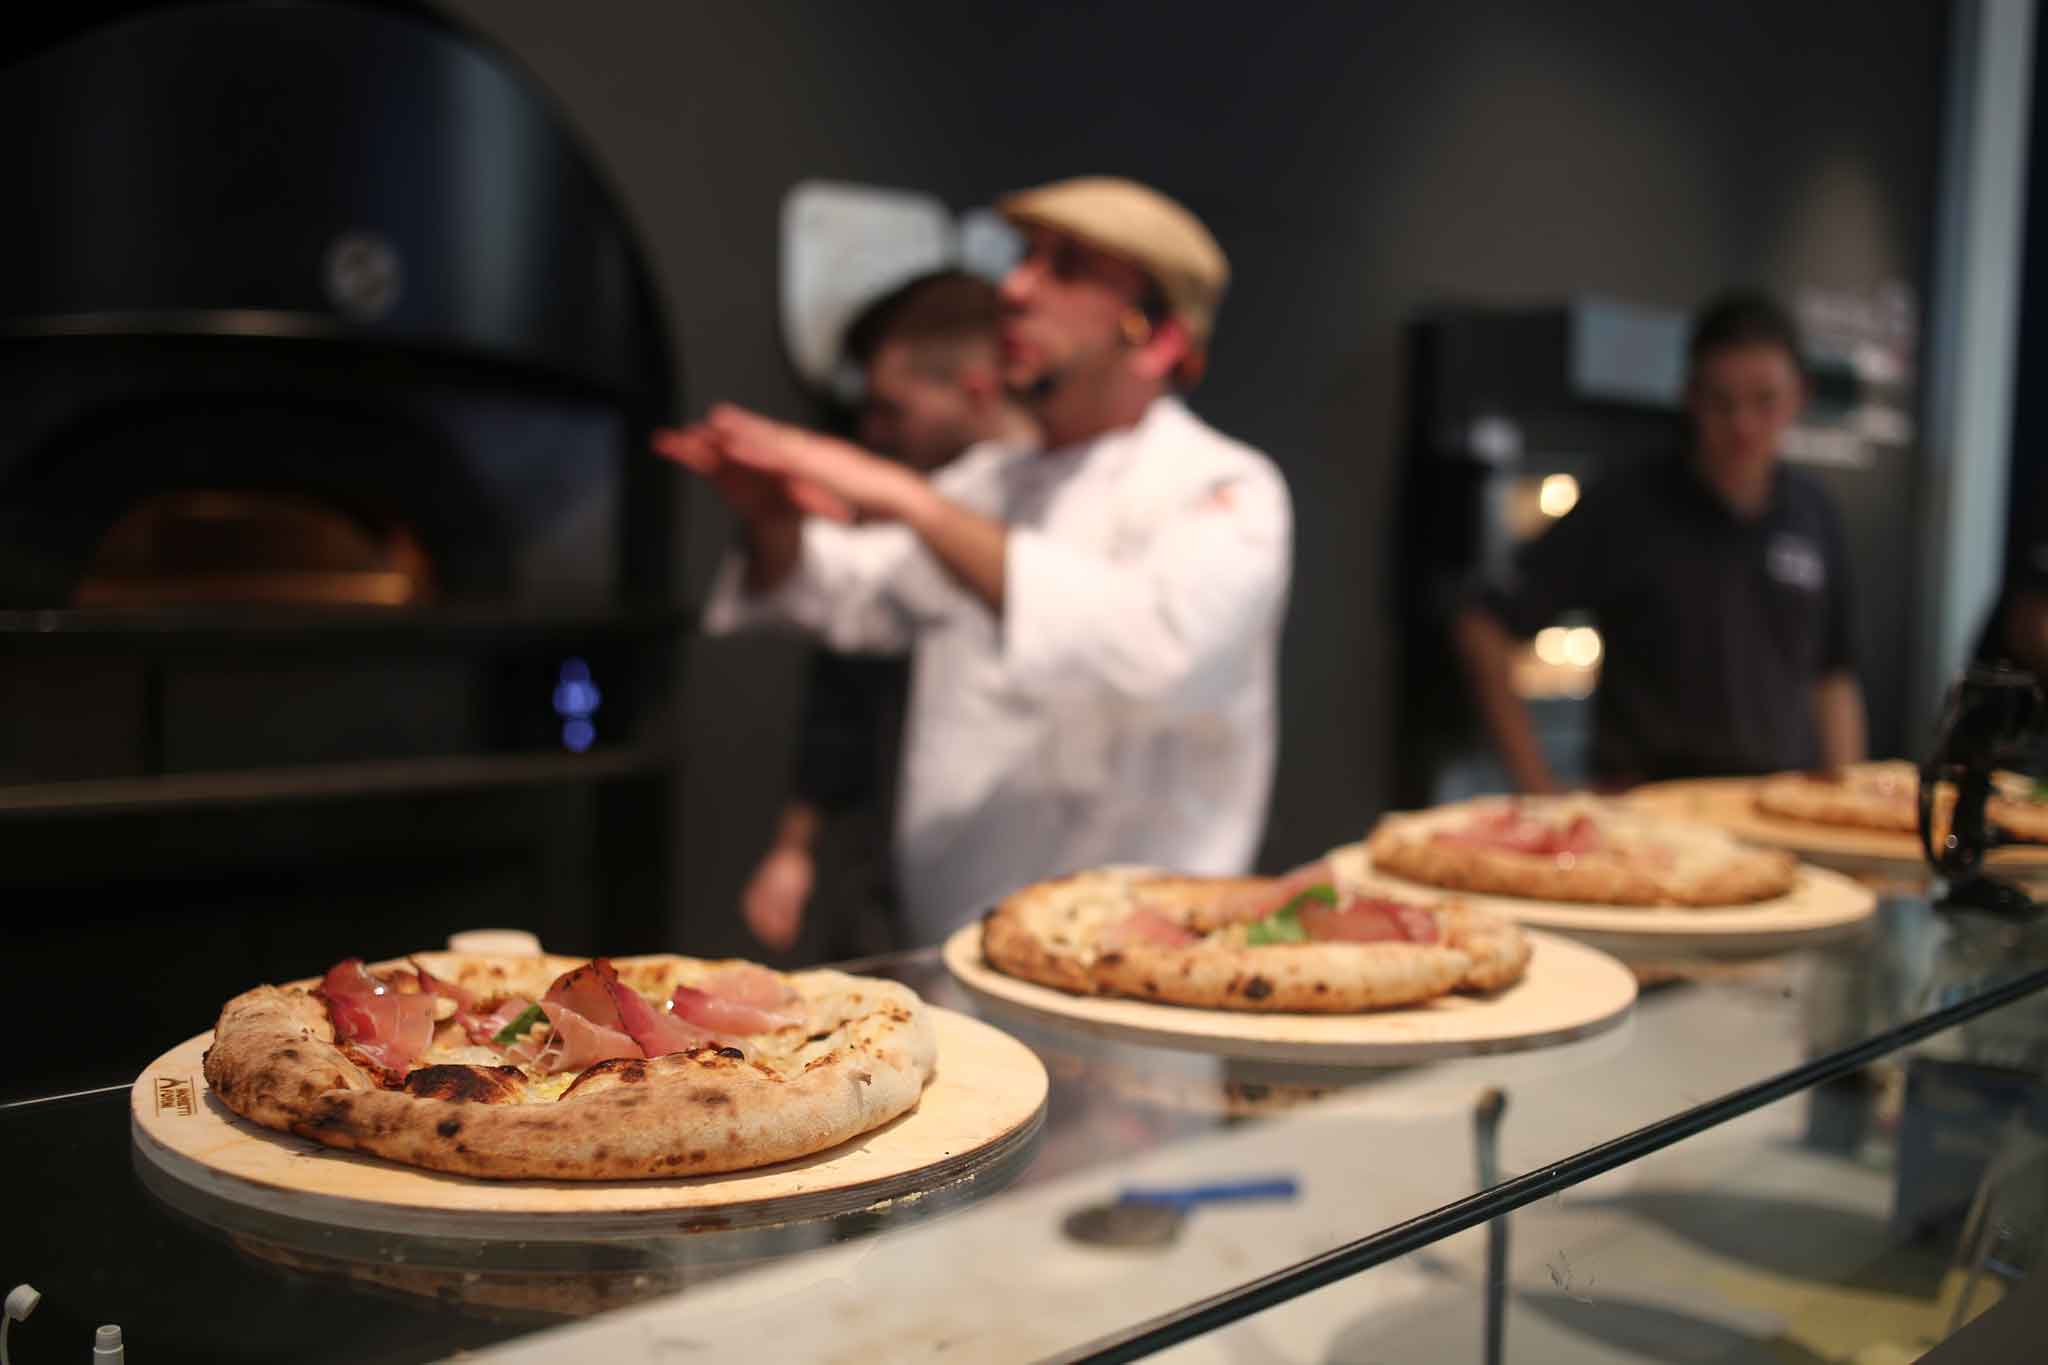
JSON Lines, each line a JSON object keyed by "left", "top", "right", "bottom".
{"left": 998, "top": 176, "right": 1229, "bottom": 343}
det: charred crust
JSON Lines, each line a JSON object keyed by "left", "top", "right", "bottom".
{"left": 301, "top": 1100, "right": 354, "bottom": 1132}
{"left": 1100, "top": 952, "right": 1125, "bottom": 966}
{"left": 436, "top": 1118, "right": 462, "bottom": 1138}
{"left": 558, "top": 1056, "right": 650, "bottom": 1099}
{"left": 401, "top": 1065, "right": 525, "bottom": 1103}
{"left": 688, "top": 1087, "right": 732, "bottom": 1106}
{"left": 717, "top": 1046, "right": 747, "bottom": 1060}
{"left": 1243, "top": 976, "right": 1274, "bottom": 1000}
{"left": 804, "top": 1031, "right": 833, "bottom": 1045}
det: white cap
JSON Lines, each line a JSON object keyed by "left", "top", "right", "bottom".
{"left": 446, "top": 929, "right": 543, "bottom": 956}
{"left": 95, "top": 1324, "right": 125, "bottom": 1361}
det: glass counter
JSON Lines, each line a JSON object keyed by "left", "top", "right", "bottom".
{"left": 8, "top": 898, "right": 2047, "bottom": 1363}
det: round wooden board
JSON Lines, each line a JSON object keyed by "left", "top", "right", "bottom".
{"left": 131, "top": 1005, "right": 1046, "bottom": 1240}
{"left": 1360, "top": 861, "right": 1877, "bottom": 960}
{"left": 941, "top": 924, "right": 1635, "bottom": 1065}
{"left": 1627, "top": 776, "right": 2048, "bottom": 878}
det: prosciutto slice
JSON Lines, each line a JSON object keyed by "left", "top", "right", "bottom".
{"left": 672, "top": 984, "right": 801, "bottom": 1036}
{"left": 1098, "top": 906, "right": 1200, "bottom": 950}
{"left": 410, "top": 957, "right": 477, "bottom": 1011}
{"left": 542, "top": 961, "right": 627, "bottom": 1032}
{"left": 532, "top": 1000, "right": 642, "bottom": 1074}
{"left": 1435, "top": 808, "right": 1600, "bottom": 858}
{"left": 314, "top": 958, "right": 435, "bottom": 1074}
{"left": 593, "top": 958, "right": 726, "bottom": 1058}
{"left": 1206, "top": 859, "right": 1335, "bottom": 924}
{"left": 696, "top": 964, "right": 801, "bottom": 1014}
{"left": 1300, "top": 896, "right": 1441, "bottom": 945}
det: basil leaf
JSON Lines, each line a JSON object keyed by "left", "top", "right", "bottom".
{"left": 1245, "top": 884, "right": 1337, "bottom": 946}
{"left": 1278, "top": 884, "right": 1338, "bottom": 916}
{"left": 492, "top": 1003, "right": 546, "bottom": 1045}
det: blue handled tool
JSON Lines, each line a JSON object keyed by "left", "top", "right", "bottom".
{"left": 1116, "top": 1177, "right": 1300, "bottom": 1210}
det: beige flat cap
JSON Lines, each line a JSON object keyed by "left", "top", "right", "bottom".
{"left": 998, "top": 176, "right": 1230, "bottom": 344}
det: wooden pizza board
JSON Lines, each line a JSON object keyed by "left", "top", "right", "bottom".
{"left": 940, "top": 924, "right": 1635, "bottom": 1065}
{"left": 1362, "top": 861, "right": 1878, "bottom": 961}
{"left": 1627, "top": 776, "right": 2048, "bottom": 880}
{"left": 131, "top": 1005, "right": 1046, "bottom": 1241}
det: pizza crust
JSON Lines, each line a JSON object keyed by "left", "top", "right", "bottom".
{"left": 1755, "top": 761, "right": 2048, "bottom": 845}
{"left": 1754, "top": 761, "right": 1924, "bottom": 833}
{"left": 1367, "top": 797, "right": 1798, "bottom": 907}
{"left": 202, "top": 954, "right": 937, "bottom": 1181}
{"left": 982, "top": 869, "right": 1527, "bottom": 1012}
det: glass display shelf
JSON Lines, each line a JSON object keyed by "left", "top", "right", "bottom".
{"left": 8, "top": 898, "right": 2047, "bottom": 1363}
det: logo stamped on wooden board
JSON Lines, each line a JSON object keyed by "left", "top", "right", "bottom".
{"left": 154, "top": 1075, "right": 196, "bottom": 1117}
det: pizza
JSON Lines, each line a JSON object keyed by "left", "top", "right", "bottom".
{"left": 201, "top": 951, "right": 936, "bottom": 1181}
{"left": 1754, "top": 759, "right": 2048, "bottom": 842}
{"left": 982, "top": 847, "right": 1531, "bottom": 1012}
{"left": 1367, "top": 795, "right": 1798, "bottom": 906}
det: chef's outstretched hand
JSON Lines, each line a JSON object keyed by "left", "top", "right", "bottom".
{"left": 651, "top": 421, "right": 855, "bottom": 526}
{"left": 705, "top": 405, "right": 933, "bottom": 525}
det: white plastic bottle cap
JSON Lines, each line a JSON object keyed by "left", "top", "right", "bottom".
{"left": 94, "top": 1323, "right": 125, "bottom": 1361}
{"left": 446, "top": 929, "right": 543, "bottom": 956}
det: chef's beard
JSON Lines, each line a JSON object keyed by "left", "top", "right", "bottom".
{"left": 1011, "top": 335, "right": 1123, "bottom": 408}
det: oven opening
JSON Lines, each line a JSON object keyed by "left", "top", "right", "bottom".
{"left": 72, "top": 489, "right": 436, "bottom": 608}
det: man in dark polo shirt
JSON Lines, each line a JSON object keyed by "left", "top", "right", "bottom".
{"left": 1453, "top": 291, "right": 1867, "bottom": 791}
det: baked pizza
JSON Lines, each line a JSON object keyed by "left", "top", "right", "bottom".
{"left": 1754, "top": 759, "right": 2048, "bottom": 843}
{"left": 202, "top": 952, "right": 936, "bottom": 1181}
{"left": 982, "top": 849, "right": 1531, "bottom": 1012}
{"left": 1367, "top": 795, "right": 1798, "bottom": 906}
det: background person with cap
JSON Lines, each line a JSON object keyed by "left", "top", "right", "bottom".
{"left": 656, "top": 175, "right": 1293, "bottom": 945}
{"left": 1452, "top": 290, "right": 1867, "bottom": 792}
{"left": 740, "top": 269, "right": 1038, "bottom": 957}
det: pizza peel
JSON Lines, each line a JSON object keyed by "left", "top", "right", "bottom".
{"left": 941, "top": 924, "right": 1636, "bottom": 1065}
{"left": 1357, "top": 860, "right": 1880, "bottom": 961}
{"left": 1626, "top": 776, "right": 2048, "bottom": 882}
{"left": 132, "top": 1002, "right": 1046, "bottom": 1241}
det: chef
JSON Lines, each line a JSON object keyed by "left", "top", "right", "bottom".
{"left": 656, "top": 175, "right": 1294, "bottom": 944}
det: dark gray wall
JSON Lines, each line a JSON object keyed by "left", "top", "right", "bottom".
{"left": 442, "top": 0, "right": 1947, "bottom": 958}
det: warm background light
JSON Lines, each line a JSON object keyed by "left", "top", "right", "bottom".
{"left": 1564, "top": 626, "right": 1602, "bottom": 667}
{"left": 1538, "top": 473, "right": 1581, "bottom": 518}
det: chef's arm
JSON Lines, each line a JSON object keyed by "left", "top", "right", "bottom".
{"left": 1813, "top": 670, "right": 1867, "bottom": 770}
{"left": 1452, "top": 606, "right": 1563, "bottom": 795}
{"left": 897, "top": 484, "right": 1009, "bottom": 613}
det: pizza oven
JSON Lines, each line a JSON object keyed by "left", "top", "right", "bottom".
{"left": 0, "top": 0, "right": 685, "bottom": 1094}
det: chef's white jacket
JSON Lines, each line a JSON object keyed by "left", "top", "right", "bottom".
{"left": 705, "top": 396, "right": 1293, "bottom": 944}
